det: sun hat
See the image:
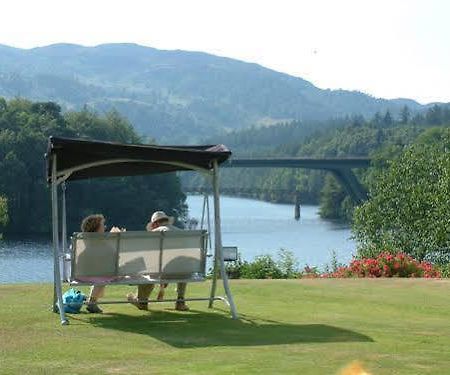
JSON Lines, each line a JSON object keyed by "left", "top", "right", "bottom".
{"left": 151, "top": 211, "right": 174, "bottom": 224}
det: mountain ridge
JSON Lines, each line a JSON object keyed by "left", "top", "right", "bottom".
{"left": 0, "top": 43, "right": 439, "bottom": 142}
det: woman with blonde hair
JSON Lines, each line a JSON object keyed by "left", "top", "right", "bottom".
{"left": 80, "top": 214, "right": 106, "bottom": 313}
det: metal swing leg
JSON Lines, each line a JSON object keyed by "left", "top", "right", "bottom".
{"left": 51, "top": 155, "right": 69, "bottom": 325}
{"left": 208, "top": 160, "right": 238, "bottom": 319}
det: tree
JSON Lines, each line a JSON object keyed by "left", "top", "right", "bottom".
{"left": 0, "top": 196, "right": 8, "bottom": 229}
{"left": 0, "top": 98, "right": 187, "bottom": 234}
{"left": 352, "top": 130, "right": 450, "bottom": 260}
{"left": 319, "top": 174, "right": 348, "bottom": 220}
{"left": 383, "top": 110, "right": 393, "bottom": 127}
{"left": 425, "top": 105, "right": 441, "bottom": 125}
{"left": 400, "top": 105, "right": 410, "bottom": 124}
{"left": 372, "top": 112, "right": 382, "bottom": 127}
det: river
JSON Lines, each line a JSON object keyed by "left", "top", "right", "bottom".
{"left": 0, "top": 195, "right": 356, "bottom": 283}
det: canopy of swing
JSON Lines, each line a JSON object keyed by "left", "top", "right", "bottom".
{"left": 46, "top": 136, "right": 232, "bottom": 182}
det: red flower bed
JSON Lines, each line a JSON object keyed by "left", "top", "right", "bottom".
{"left": 324, "top": 252, "right": 441, "bottom": 278}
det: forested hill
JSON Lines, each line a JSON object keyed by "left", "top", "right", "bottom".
{"left": 0, "top": 98, "right": 187, "bottom": 234}
{"left": 0, "top": 43, "right": 432, "bottom": 143}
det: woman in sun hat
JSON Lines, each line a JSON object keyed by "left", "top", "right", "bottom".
{"left": 146, "top": 210, "right": 178, "bottom": 232}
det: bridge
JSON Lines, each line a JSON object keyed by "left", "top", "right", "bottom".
{"left": 220, "top": 157, "right": 371, "bottom": 205}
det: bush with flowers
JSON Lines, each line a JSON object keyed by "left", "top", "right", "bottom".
{"left": 226, "top": 250, "right": 443, "bottom": 279}
{"left": 324, "top": 252, "right": 441, "bottom": 278}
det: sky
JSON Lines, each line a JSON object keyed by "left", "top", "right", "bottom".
{"left": 1, "top": 0, "right": 449, "bottom": 104}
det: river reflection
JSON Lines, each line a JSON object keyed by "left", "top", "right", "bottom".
{"left": 0, "top": 195, "right": 356, "bottom": 283}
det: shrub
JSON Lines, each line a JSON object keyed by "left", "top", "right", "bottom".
{"left": 423, "top": 247, "right": 450, "bottom": 266}
{"left": 226, "top": 250, "right": 299, "bottom": 279}
{"left": 298, "top": 265, "right": 321, "bottom": 279}
{"left": 225, "top": 255, "right": 246, "bottom": 279}
{"left": 325, "top": 252, "right": 441, "bottom": 278}
{"left": 226, "top": 249, "right": 446, "bottom": 280}
{"left": 240, "top": 255, "right": 283, "bottom": 279}
{"left": 436, "top": 262, "right": 450, "bottom": 278}
{"left": 277, "top": 248, "right": 299, "bottom": 278}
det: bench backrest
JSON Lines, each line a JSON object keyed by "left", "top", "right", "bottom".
{"left": 70, "top": 230, "right": 207, "bottom": 280}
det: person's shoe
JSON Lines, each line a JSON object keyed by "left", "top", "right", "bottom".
{"left": 175, "top": 301, "right": 189, "bottom": 311}
{"left": 86, "top": 303, "right": 103, "bottom": 314}
{"left": 127, "top": 293, "right": 148, "bottom": 310}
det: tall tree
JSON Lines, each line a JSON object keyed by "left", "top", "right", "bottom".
{"left": 383, "top": 110, "right": 393, "bottom": 127}
{"left": 425, "top": 105, "right": 443, "bottom": 125}
{"left": 352, "top": 128, "right": 450, "bottom": 260}
{"left": 0, "top": 196, "right": 7, "bottom": 230}
{"left": 400, "top": 105, "right": 410, "bottom": 124}
{"left": 319, "top": 174, "right": 350, "bottom": 220}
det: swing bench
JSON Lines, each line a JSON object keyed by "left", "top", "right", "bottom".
{"left": 68, "top": 230, "right": 208, "bottom": 285}
{"left": 46, "top": 136, "right": 238, "bottom": 325}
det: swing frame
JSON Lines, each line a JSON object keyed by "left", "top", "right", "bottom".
{"left": 46, "top": 136, "right": 238, "bottom": 325}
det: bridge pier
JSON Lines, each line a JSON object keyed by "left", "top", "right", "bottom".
{"left": 294, "top": 191, "right": 300, "bottom": 220}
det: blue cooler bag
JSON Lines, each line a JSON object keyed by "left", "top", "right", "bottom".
{"left": 61, "top": 288, "right": 86, "bottom": 313}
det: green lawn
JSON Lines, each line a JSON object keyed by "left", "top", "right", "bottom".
{"left": 0, "top": 279, "right": 449, "bottom": 374}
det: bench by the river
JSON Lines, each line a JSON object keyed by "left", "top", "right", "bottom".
{"left": 67, "top": 230, "right": 208, "bottom": 285}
